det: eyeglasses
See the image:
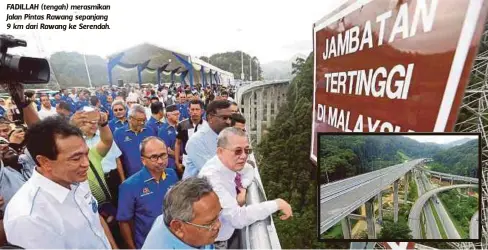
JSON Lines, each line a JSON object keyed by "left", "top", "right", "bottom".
{"left": 222, "top": 147, "right": 252, "bottom": 156}
{"left": 143, "top": 153, "right": 168, "bottom": 162}
{"left": 183, "top": 218, "right": 220, "bottom": 231}
{"left": 130, "top": 117, "right": 146, "bottom": 124}
{"left": 113, "top": 108, "right": 124, "bottom": 112}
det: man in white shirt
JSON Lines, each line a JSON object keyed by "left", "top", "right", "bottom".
{"left": 3, "top": 116, "right": 117, "bottom": 249}
{"left": 37, "top": 94, "right": 57, "bottom": 120}
{"left": 198, "top": 127, "right": 292, "bottom": 247}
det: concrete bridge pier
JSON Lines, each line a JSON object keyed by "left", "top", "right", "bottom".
{"left": 377, "top": 192, "right": 382, "bottom": 223}
{"left": 341, "top": 217, "right": 352, "bottom": 239}
{"left": 256, "top": 89, "right": 264, "bottom": 144}
{"left": 393, "top": 179, "right": 399, "bottom": 223}
{"left": 365, "top": 198, "right": 376, "bottom": 239}
{"left": 404, "top": 173, "right": 409, "bottom": 202}
{"left": 266, "top": 88, "right": 272, "bottom": 128}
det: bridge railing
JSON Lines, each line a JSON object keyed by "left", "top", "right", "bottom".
{"left": 238, "top": 153, "right": 281, "bottom": 249}
{"left": 234, "top": 81, "right": 287, "bottom": 249}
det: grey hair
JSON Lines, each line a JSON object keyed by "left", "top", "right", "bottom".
{"left": 139, "top": 136, "right": 166, "bottom": 156}
{"left": 163, "top": 177, "right": 214, "bottom": 225}
{"left": 111, "top": 100, "right": 125, "bottom": 110}
{"left": 128, "top": 104, "right": 146, "bottom": 117}
{"left": 217, "top": 127, "right": 247, "bottom": 148}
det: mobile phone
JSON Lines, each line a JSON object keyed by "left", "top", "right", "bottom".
{"left": 83, "top": 107, "right": 100, "bottom": 122}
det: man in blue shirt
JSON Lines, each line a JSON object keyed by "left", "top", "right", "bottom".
{"left": 60, "top": 89, "right": 76, "bottom": 114}
{"left": 117, "top": 136, "right": 178, "bottom": 249}
{"left": 177, "top": 92, "right": 189, "bottom": 121}
{"left": 142, "top": 177, "right": 219, "bottom": 249}
{"left": 182, "top": 100, "right": 232, "bottom": 179}
{"left": 104, "top": 95, "right": 114, "bottom": 121}
{"left": 114, "top": 104, "right": 155, "bottom": 178}
{"left": 158, "top": 105, "right": 179, "bottom": 170}
{"left": 75, "top": 92, "right": 90, "bottom": 111}
{"left": 108, "top": 100, "right": 128, "bottom": 133}
{"left": 146, "top": 102, "right": 164, "bottom": 135}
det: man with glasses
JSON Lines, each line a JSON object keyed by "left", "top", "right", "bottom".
{"left": 143, "top": 177, "right": 220, "bottom": 249}
{"left": 183, "top": 100, "right": 232, "bottom": 179}
{"left": 108, "top": 100, "right": 128, "bottom": 133}
{"left": 117, "top": 136, "right": 178, "bottom": 249}
{"left": 158, "top": 105, "right": 179, "bottom": 171}
{"left": 114, "top": 104, "right": 155, "bottom": 178}
{"left": 199, "top": 127, "right": 293, "bottom": 248}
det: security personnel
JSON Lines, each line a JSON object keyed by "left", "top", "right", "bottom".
{"left": 157, "top": 105, "right": 179, "bottom": 170}
{"left": 114, "top": 104, "right": 155, "bottom": 178}
{"left": 117, "top": 137, "right": 178, "bottom": 249}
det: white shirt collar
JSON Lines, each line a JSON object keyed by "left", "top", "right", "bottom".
{"left": 30, "top": 169, "right": 75, "bottom": 203}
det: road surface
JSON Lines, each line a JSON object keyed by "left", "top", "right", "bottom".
{"left": 415, "top": 172, "right": 441, "bottom": 239}
{"left": 408, "top": 184, "right": 477, "bottom": 239}
{"left": 470, "top": 211, "right": 479, "bottom": 239}
{"left": 421, "top": 172, "right": 461, "bottom": 239}
{"left": 320, "top": 159, "right": 424, "bottom": 234}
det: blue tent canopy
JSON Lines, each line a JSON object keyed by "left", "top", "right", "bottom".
{"left": 107, "top": 43, "right": 192, "bottom": 87}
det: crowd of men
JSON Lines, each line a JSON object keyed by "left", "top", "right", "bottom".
{"left": 0, "top": 83, "right": 292, "bottom": 249}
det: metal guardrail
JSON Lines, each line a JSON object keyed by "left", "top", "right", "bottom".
{"left": 239, "top": 153, "right": 281, "bottom": 249}
{"left": 234, "top": 81, "right": 288, "bottom": 249}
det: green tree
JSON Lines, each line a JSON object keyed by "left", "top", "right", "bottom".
{"left": 256, "top": 52, "right": 346, "bottom": 249}
{"left": 378, "top": 220, "right": 413, "bottom": 239}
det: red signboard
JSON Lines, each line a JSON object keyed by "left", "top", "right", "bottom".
{"left": 311, "top": 0, "right": 488, "bottom": 163}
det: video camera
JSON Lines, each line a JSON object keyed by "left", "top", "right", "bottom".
{"left": 0, "top": 34, "right": 50, "bottom": 84}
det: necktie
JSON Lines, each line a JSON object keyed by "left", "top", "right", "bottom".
{"left": 235, "top": 173, "right": 243, "bottom": 194}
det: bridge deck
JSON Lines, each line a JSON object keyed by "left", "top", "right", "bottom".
{"left": 320, "top": 159, "right": 424, "bottom": 234}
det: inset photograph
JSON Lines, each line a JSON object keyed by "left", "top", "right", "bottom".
{"left": 318, "top": 133, "right": 480, "bottom": 241}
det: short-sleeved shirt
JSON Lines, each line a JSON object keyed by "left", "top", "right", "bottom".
{"left": 157, "top": 122, "right": 177, "bottom": 169}
{"left": 84, "top": 132, "right": 122, "bottom": 173}
{"left": 182, "top": 122, "right": 218, "bottom": 179}
{"left": 114, "top": 127, "right": 155, "bottom": 177}
{"left": 146, "top": 116, "right": 164, "bottom": 135}
{"left": 142, "top": 214, "right": 215, "bottom": 249}
{"left": 117, "top": 167, "right": 178, "bottom": 249}
{"left": 4, "top": 170, "right": 110, "bottom": 249}
{"left": 108, "top": 118, "right": 128, "bottom": 134}
{"left": 87, "top": 148, "right": 111, "bottom": 203}
{"left": 176, "top": 118, "right": 206, "bottom": 155}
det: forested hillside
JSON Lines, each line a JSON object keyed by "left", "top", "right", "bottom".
{"left": 256, "top": 54, "right": 346, "bottom": 249}
{"left": 431, "top": 139, "right": 479, "bottom": 177}
{"left": 319, "top": 135, "right": 442, "bottom": 184}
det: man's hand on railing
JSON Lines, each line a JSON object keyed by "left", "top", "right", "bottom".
{"left": 275, "top": 198, "right": 293, "bottom": 220}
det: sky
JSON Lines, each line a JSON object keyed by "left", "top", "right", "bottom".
{"left": 2, "top": 0, "right": 347, "bottom": 63}
{"left": 404, "top": 135, "right": 477, "bottom": 144}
